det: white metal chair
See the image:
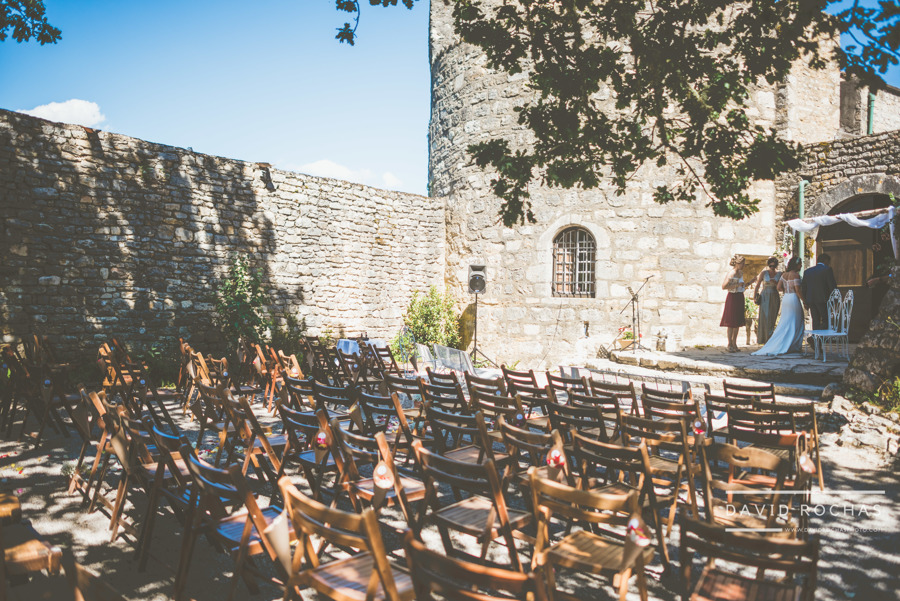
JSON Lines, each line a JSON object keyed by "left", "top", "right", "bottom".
{"left": 808, "top": 289, "right": 852, "bottom": 361}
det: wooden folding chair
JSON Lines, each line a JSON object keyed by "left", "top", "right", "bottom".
{"left": 274, "top": 404, "right": 337, "bottom": 501}
{"left": 753, "top": 399, "right": 824, "bottom": 489}
{"left": 501, "top": 365, "right": 538, "bottom": 391}
{"left": 469, "top": 387, "right": 526, "bottom": 440}
{"left": 311, "top": 380, "right": 355, "bottom": 418}
{"left": 723, "top": 379, "right": 776, "bottom": 403}
{"left": 280, "top": 376, "right": 315, "bottom": 412}
{"left": 505, "top": 383, "right": 551, "bottom": 431}
{"left": 497, "top": 415, "right": 572, "bottom": 493}
{"left": 620, "top": 415, "right": 700, "bottom": 536}
{"left": 1, "top": 519, "right": 62, "bottom": 601}
{"left": 697, "top": 439, "right": 795, "bottom": 536}
{"left": 329, "top": 419, "right": 425, "bottom": 532}
{"left": 702, "top": 393, "right": 755, "bottom": 442}
{"left": 424, "top": 405, "right": 509, "bottom": 465}
{"left": 680, "top": 516, "right": 818, "bottom": 601}
{"left": 418, "top": 377, "right": 469, "bottom": 414}
{"left": 546, "top": 372, "right": 587, "bottom": 400}
{"left": 174, "top": 445, "right": 295, "bottom": 601}
{"left": 403, "top": 531, "right": 547, "bottom": 601}
{"left": 570, "top": 432, "right": 671, "bottom": 570}
{"left": 529, "top": 469, "right": 652, "bottom": 601}
{"left": 412, "top": 440, "right": 531, "bottom": 570}
{"left": 585, "top": 377, "right": 641, "bottom": 416}
{"left": 424, "top": 366, "right": 461, "bottom": 389}
{"left": 464, "top": 371, "right": 507, "bottom": 396}
{"left": 357, "top": 389, "right": 431, "bottom": 462}
{"left": 564, "top": 389, "right": 625, "bottom": 442}
{"left": 545, "top": 389, "right": 611, "bottom": 444}
{"left": 137, "top": 422, "right": 193, "bottom": 570}
{"left": 5, "top": 549, "right": 127, "bottom": 601}
{"left": 279, "top": 478, "right": 414, "bottom": 601}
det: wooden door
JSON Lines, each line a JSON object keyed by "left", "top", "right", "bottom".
{"left": 817, "top": 195, "right": 892, "bottom": 342}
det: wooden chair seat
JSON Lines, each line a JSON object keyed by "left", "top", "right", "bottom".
{"left": 444, "top": 445, "right": 510, "bottom": 465}
{"left": 294, "top": 449, "right": 337, "bottom": 470}
{"left": 210, "top": 505, "right": 291, "bottom": 555}
{"left": 250, "top": 433, "right": 287, "bottom": 450}
{"left": 548, "top": 529, "right": 655, "bottom": 572}
{"left": 746, "top": 444, "right": 792, "bottom": 461}
{"left": 3, "top": 523, "right": 62, "bottom": 575}
{"left": 0, "top": 494, "right": 21, "bottom": 525}
{"left": 350, "top": 476, "right": 426, "bottom": 501}
{"left": 141, "top": 458, "right": 191, "bottom": 480}
{"left": 692, "top": 566, "right": 800, "bottom": 601}
{"left": 436, "top": 496, "right": 531, "bottom": 536}
{"left": 308, "top": 551, "right": 415, "bottom": 601}
{"left": 647, "top": 454, "right": 701, "bottom": 475}
{"left": 707, "top": 506, "right": 793, "bottom": 537}
{"left": 525, "top": 415, "right": 550, "bottom": 430}
{"left": 587, "top": 480, "right": 676, "bottom": 513}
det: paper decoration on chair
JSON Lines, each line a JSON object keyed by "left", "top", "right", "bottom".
{"left": 372, "top": 461, "right": 394, "bottom": 506}
{"left": 314, "top": 430, "right": 329, "bottom": 463}
{"left": 799, "top": 454, "right": 816, "bottom": 474}
{"left": 513, "top": 413, "right": 526, "bottom": 428}
{"left": 546, "top": 448, "right": 565, "bottom": 480}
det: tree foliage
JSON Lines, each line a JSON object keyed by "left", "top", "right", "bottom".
{"left": 1, "top": 0, "right": 60, "bottom": 44}
{"left": 337, "top": 0, "right": 899, "bottom": 225}
{"left": 214, "top": 255, "right": 271, "bottom": 351}
{"left": 391, "top": 286, "right": 460, "bottom": 358}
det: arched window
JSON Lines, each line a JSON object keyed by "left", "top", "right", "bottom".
{"left": 552, "top": 227, "right": 596, "bottom": 297}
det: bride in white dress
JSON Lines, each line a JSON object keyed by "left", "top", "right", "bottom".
{"left": 752, "top": 257, "right": 806, "bottom": 356}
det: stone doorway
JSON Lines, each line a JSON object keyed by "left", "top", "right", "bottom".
{"left": 816, "top": 194, "right": 893, "bottom": 341}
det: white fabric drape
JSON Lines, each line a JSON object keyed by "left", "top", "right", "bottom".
{"left": 786, "top": 206, "right": 897, "bottom": 260}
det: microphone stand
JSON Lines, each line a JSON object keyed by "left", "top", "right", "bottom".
{"left": 618, "top": 276, "right": 653, "bottom": 352}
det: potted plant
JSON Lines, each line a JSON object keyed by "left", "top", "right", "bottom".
{"left": 616, "top": 326, "right": 637, "bottom": 349}
{"left": 744, "top": 296, "right": 759, "bottom": 344}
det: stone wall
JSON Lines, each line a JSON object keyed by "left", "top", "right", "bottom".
{"left": 429, "top": 1, "right": 841, "bottom": 369}
{"left": 0, "top": 110, "right": 445, "bottom": 356}
{"left": 775, "top": 130, "right": 900, "bottom": 226}
{"left": 840, "top": 80, "right": 900, "bottom": 136}
{"left": 770, "top": 130, "right": 900, "bottom": 392}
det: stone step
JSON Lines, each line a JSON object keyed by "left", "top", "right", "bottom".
{"left": 564, "top": 355, "right": 830, "bottom": 400}
{"left": 601, "top": 347, "right": 846, "bottom": 390}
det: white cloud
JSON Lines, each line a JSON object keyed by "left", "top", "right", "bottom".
{"left": 19, "top": 99, "right": 106, "bottom": 127}
{"left": 382, "top": 171, "right": 403, "bottom": 189}
{"left": 296, "top": 159, "right": 375, "bottom": 184}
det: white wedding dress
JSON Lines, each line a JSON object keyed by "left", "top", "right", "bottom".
{"left": 752, "top": 278, "right": 805, "bottom": 356}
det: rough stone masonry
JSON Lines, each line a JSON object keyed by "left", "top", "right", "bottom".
{"left": 0, "top": 109, "right": 444, "bottom": 356}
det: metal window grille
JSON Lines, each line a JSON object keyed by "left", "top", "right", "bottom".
{"left": 552, "top": 227, "right": 596, "bottom": 297}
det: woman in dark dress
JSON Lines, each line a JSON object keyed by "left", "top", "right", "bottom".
{"left": 720, "top": 255, "right": 746, "bottom": 352}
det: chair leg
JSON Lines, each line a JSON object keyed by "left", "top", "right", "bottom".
{"left": 88, "top": 452, "right": 112, "bottom": 513}
{"left": 617, "top": 567, "right": 631, "bottom": 601}
{"left": 136, "top": 476, "right": 163, "bottom": 570}
{"left": 173, "top": 503, "right": 199, "bottom": 601}
{"left": 109, "top": 473, "right": 129, "bottom": 542}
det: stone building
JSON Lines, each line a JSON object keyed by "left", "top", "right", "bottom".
{"left": 2, "top": 2, "right": 900, "bottom": 370}
{"left": 429, "top": 1, "right": 900, "bottom": 367}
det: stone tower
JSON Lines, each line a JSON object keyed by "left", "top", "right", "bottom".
{"left": 428, "top": 0, "right": 844, "bottom": 368}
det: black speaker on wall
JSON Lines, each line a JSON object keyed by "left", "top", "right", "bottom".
{"left": 468, "top": 265, "right": 486, "bottom": 294}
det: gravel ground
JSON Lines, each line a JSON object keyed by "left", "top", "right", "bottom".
{"left": 0, "top": 392, "right": 897, "bottom": 601}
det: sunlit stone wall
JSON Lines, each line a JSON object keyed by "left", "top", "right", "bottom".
{"left": 0, "top": 109, "right": 444, "bottom": 355}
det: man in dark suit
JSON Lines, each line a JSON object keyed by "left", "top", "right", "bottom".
{"left": 801, "top": 253, "right": 838, "bottom": 330}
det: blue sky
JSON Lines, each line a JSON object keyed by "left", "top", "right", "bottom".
{"left": 0, "top": 1, "right": 431, "bottom": 194}
{"left": 1, "top": 1, "right": 897, "bottom": 198}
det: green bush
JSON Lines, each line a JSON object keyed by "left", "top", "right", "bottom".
{"left": 137, "top": 340, "right": 179, "bottom": 387}
{"left": 270, "top": 313, "right": 307, "bottom": 358}
{"left": 392, "top": 286, "right": 460, "bottom": 359}
{"left": 214, "top": 255, "right": 271, "bottom": 353}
